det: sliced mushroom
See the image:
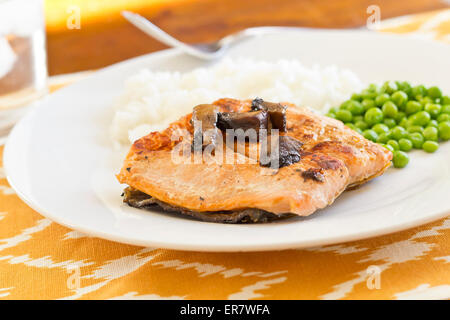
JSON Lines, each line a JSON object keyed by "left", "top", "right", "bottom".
{"left": 251, "top": 98, "right": 287, "bottom": 132}
{"left": 260, "top": 135, "right": 303, "bottom": 169}
{"left": 217, "top": 110, "right": 269, "bottom": 133}
{"left": 191, "top": 104, "right": 220, "bottom": 150}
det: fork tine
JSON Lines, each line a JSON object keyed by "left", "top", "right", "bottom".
{"left": 122, "top": 11, "right": 221, "bottom": 60}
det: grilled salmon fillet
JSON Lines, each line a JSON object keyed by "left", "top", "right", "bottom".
{"left": 117, "top": 98, "right": 392, "bottom": 219}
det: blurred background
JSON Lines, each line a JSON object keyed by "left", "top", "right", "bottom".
{"left": 45, "top": 0, "right": 449, "bottom": 75}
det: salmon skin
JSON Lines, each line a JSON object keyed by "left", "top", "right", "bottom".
{"left": 122, "top": 187, "right": 294, "bottom": 223}
{"left": 117, "top": 98, "right": 392, "bottom": 223}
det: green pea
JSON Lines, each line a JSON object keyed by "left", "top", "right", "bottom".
{"left": 427, "top": 120, "right": 438, "bottom": 128}
{"left": 381, "top": 81, "right": 398, "bottom": 95}
{"left": 442, "top": 105, "right": 450, "bottom": 114}
{"left": 345, "top": 123, "right": 358, "bottom": 131}
{"left": 422, "top": 141, "right": 439, "bottom": 153}
{"left": 393, "top": 151, "right": 409, "bottom": 168}
{"left": 394, "top": 81, "right": 402, "bottom": 89}
{"left": 340, "top": 100, "right": 352, "bottom": 110}
{"left": 412, "top": 85, "right": 427, "bottom": 98}
{"left": 397, "top": 81, "right": 412, "bottom": 97}
{"left": 420, "top": 96, "right": 434, "bottom": 106}
{"left": 424, "top": 103, "right": 441, "bottom": 118}
{"left": 367, "top": 83, "right": 378, "bottom": 92}
{"left": 398, "top": 118, "right": 408, "bottom": 128}
{"left": 407, "top": 125, "right": 424, "bottom": 133}
{"left": 355, "top": 120, "right": 369, "bottom": 131}
{"left": 428, "top": 86, "right": 442, "bottom": 99}
{"left": 411, "top": 111, "right": 431, "bottom": 126}
{"left": 336, "top": 109, "right": 353, "bottom": 123}
{"left": 438, "top": 121, "right": 450, "bottom": 140}
{"left": 383, "top": 144, "right": 395, "bottom": 153}
{"left": 405, "top": 101, "right": 422, "bottom": 115}
{"left": 363, "top": 129, "right": 378, "bottom": 142}
{"left": 437, "top": 114, "right": 450, "bottom": 123}
{"left": 384, "top": 118, "right": 397, "bottom": 128}
{"left": 394, "top": 111, "right": 406, "bottom": 123}
{"left": 442, "top": 96, "right": 450, "bottom": 105}
{"left": 387, "top": 139, "right": 400, "bottom": 150}
{"left": 351, "top": 93, "right": 363, "bottom": 101}
{"left": 423, "top": 126, "right": 438, "bottom": 141}
{"left": 326, "top": 113, "right": 336, "bottom": 119}
{"left": 365, "top": 107, "right": 384, "bottom": 126}
{"left": 382, "top": 101, "right": 398, "bottom": 118}
{"left": 391, "top": 126, "right": 407, "bottom": 140}
{"left": 361, "top": 99, "right": 376, "bottom": 111}
{"left": 377, "top": 132, "right": 390, "bottom": 144}
{"left": 372, "top": 123, "right": 389, "bottom": 135}
{"left": 398, "top": 138, "right": 413, "bottom": 152}
{"left": 409, "top": 132, "right": 424, "bottom": 149}
{"left": 361, "top": 89, "right": 378, "bottom": 100}
{"left": 391, "top": 91, "right": 408, "bottom": 109}
{"left": 375, "top": 93, "right": 390, "bottom": 107}
{"left": 405, "top": 117, "right": 415, "bottom": 128}
{"left": 395, "top": 81, "right": 408, "bottom": 90}
{"left": 329, "top": 107, "right": 338, "bottom": 114}
{"left": 353, "top": 115, "right": 364, "bottom": 123}
{"left": 347, "top": 100, "right": 364, "bottom": 115}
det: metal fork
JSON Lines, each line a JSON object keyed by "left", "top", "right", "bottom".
{"left": 122, "top": 10, "right": 298, "bottom": 60}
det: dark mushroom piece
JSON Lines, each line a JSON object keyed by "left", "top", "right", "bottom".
{"left": 260, "top": 135, "right": 303, "bottom": 169}
{"left": 191, "top": 104, "right": 220, "bottom": 150}
{"left": 251, "top": 98, "right": 287, "bottom": 132}
{"left": 217, "top": 110, "right": 269, "bottom": 133}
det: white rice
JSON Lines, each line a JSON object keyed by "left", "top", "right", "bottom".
{"left": 110, "top": 58, "right": 363, "bottom": 145}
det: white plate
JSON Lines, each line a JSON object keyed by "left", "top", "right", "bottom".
{"left": 4, "top": 30, "right": 450, "bottom": 252}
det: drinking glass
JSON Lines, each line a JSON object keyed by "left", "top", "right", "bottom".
{"left": 0, "top": 0, "right": 47, "bottom": 138}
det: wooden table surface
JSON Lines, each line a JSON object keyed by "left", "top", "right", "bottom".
{"left": 45, "top": 0, "right": 448, "bottom": 75}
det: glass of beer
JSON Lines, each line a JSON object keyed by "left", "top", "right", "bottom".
{"left": 0, "top": 0, "right": 47, "bottom": 138}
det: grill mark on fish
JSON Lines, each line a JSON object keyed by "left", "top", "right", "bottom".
{"left": 311, "top": 141, "right": 354, "bottom": 155}
{"left": 311, "top": 156, "right": 342, "bottom": 170}
{"left": 301, "top": 168, "right": 325, "bottom": 182}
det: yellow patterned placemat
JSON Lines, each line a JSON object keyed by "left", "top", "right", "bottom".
{"left": 1, "top": 10, "right": 450, "bottom": 300}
